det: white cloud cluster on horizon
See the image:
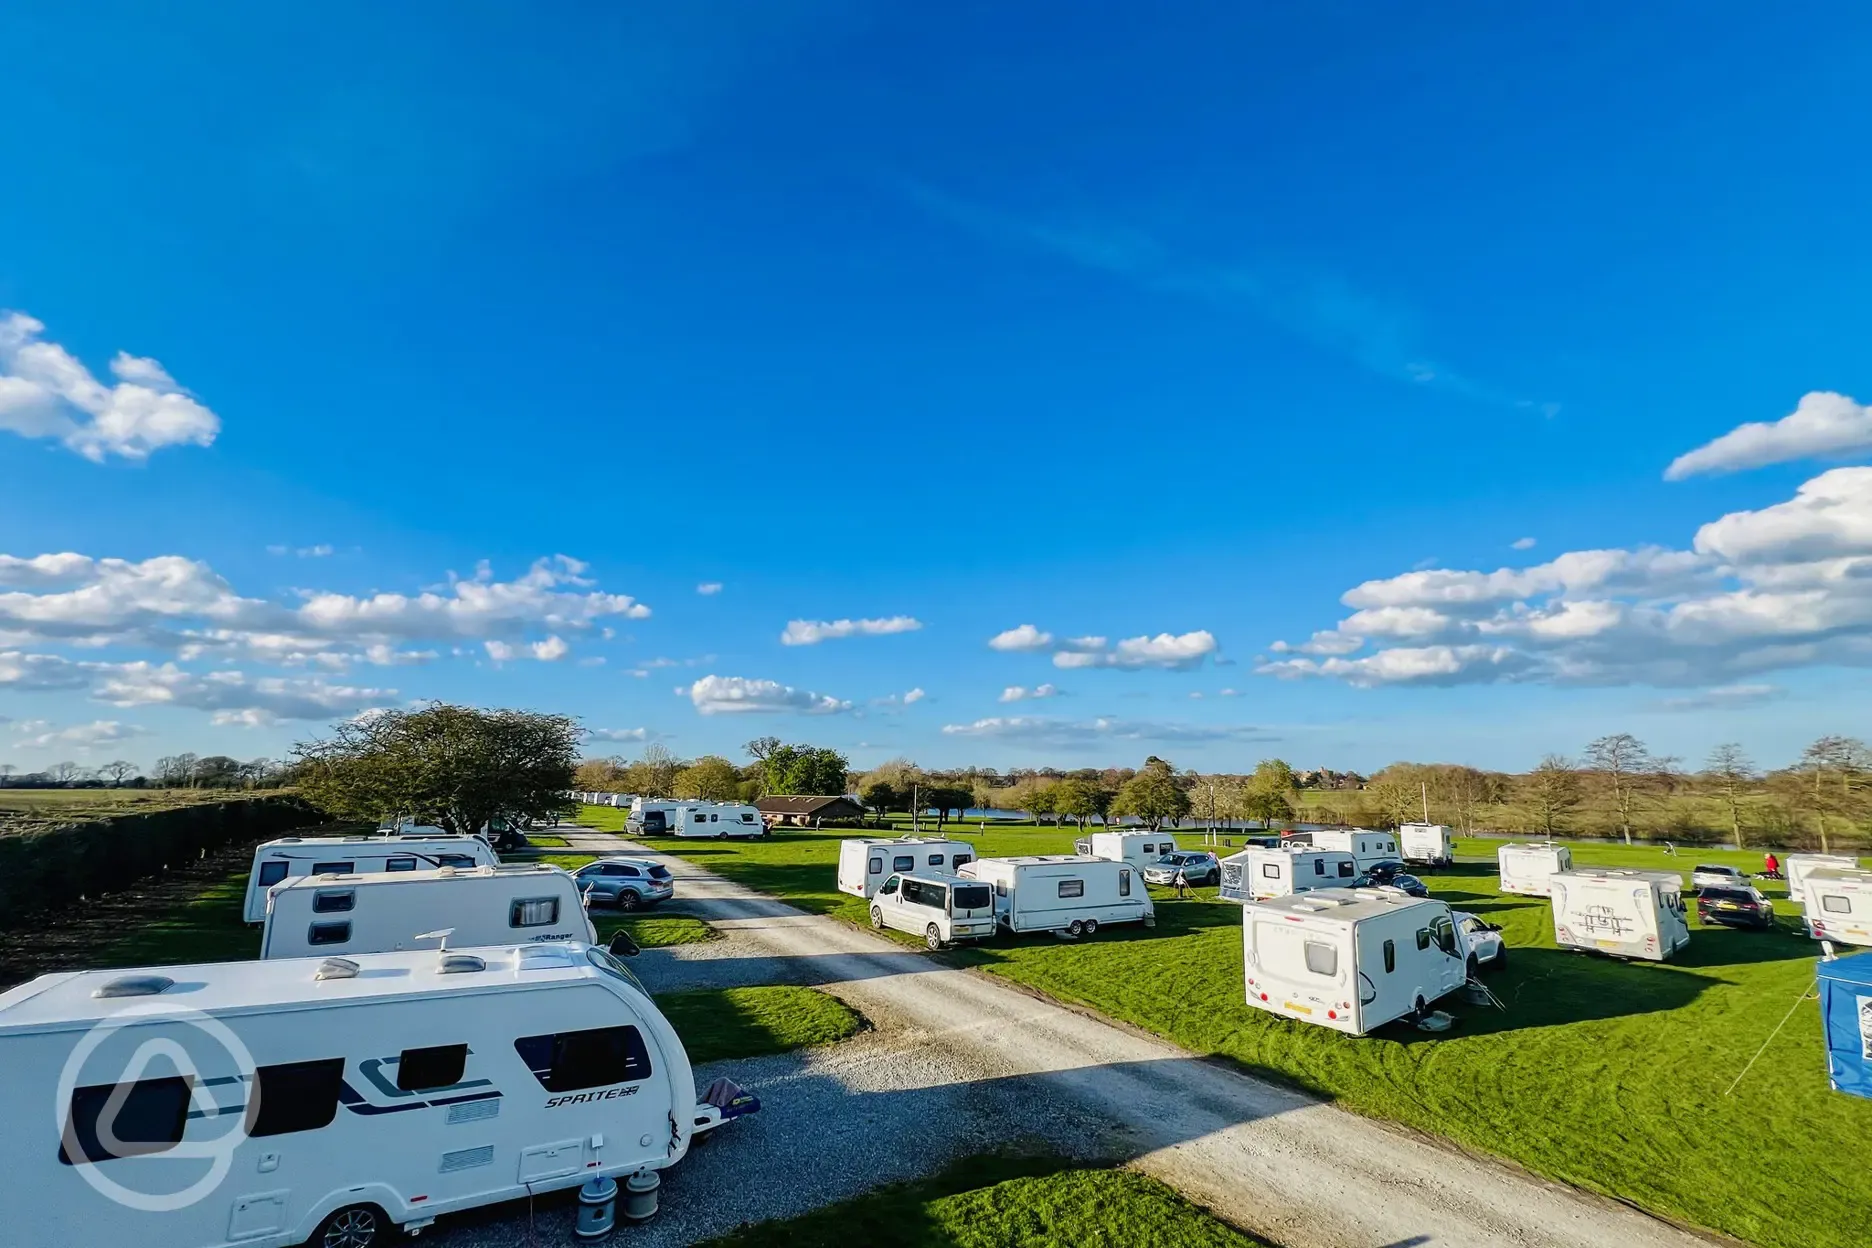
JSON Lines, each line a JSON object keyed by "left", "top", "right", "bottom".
{"left": 941, "top": 715, "right": 1275, "bottom": 747}
{"left": 1667, "top": 392, "right": 1872, "bottom": 480}
{"left": 9, "top": 718, "right": 151, "bottom": 752}
{"left": 684, "top": 674, "right": 852, "bottom": 715}
{"left": 989, "top": 622, "right": 1218, "bottom": 670}
{"left": 999, "top": 683, "right": 1059, "bottom": 702}
{"left": 780, "top": 615, "right": 922, "bottom": 645}
{"left": 0, "top": 312, "right": 221, "bottom": 461}
{"left": 987, "top": 624, "right": 1053, "bottom": 652}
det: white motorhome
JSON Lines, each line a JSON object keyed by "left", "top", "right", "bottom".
{"left": 667, "top": 803, "right": 765, "bottom": 839}
{"left": 627, "top": 798, "right": 681, "bottom": 835}
{"left": 1307, "top": 828, "right": 1401, "bottom": 873}
{"left": 260, "top": 865, "right": 595, "bottom": 960}
{"left": 1549, "top": 869, "right": 1691, "bottom": 961}
{"left": 1801, "top": 868, "right": 1872, "bottom": 946}
{"left": 1220, "top": 846, "right": 1358, "bottom": 902}
{"left": 1241, "top": 888, "right": 1469, "bottom": 1035}
{"left": 0, "top": 941, "right": 756, "bottom": 1248}
{"left": 958, "top": 856, "right": 1155, "bottom": 937}
{"left": 1787, "top": 854, "right": 1859, "bottom": 907}
{"left": 1497, "top": 842, "right": 1575, "bottom": 897}
{"left": 1398, "top": 823, "right": 1456, "bottom": 868}
{"left": 867, "top": 872, "right": 999, "bottom": 949}
{"left": 243, "top": 835, "right": 500, "bottom": 925}
{"left": 836, "top": 837, "right": 977, "bottom": 899}
{"left": 1072, "top": 830, "right": 1180, "bottom": 869}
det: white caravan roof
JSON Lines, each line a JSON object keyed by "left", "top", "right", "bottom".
{"left": 847, "top": 836, "right": 968, "bottom": 848}
{"left": 990, "top": 854, "right": 1105, "bottom": 867}
{"left": 1245, "top": 886, "right": 1438, "bottom": 925}
{"left": 0, "top": 942, "right": 616, "bottom": 1035}
{"left": 260, "top": 833, "right": 486, "bottom": 849}
{"left": 1554, "top": 867, "right": 1683, "bottom": 891}
{"left": 269, "top": 862, "right": 571, "bottom": 893}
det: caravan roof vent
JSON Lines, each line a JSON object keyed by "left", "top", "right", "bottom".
{"left": 437, "top": 953, "right": 487, "bottom": 975}
{"left": 314, "top": 957, "right": 361, "bottom": 981}
{"left": 92, "top": 974, "right": 174, "bottom": 999}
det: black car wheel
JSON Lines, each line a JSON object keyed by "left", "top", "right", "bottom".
{"left": 618, "top": 890, "right": 641, "bottom": 911}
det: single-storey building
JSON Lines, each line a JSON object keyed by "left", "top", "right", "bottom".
{"left": 756, "top": 795, "right": 869, "bottom": 828}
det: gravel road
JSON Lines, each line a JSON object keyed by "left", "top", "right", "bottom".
{"left": 446, "top": 833, "right": 1721, "bottom": 1248}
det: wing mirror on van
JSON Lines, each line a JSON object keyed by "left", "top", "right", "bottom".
{"left": 608, "top": 930, "right": 641, "bottom": 958}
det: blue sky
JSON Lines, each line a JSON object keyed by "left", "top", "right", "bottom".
{"left": 4, "top": 2, "right": 1872, "bottom": 775}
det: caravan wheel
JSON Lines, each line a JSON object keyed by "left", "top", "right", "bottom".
{"left": 313, "top": 1205, "right": 386, "bottom": 1248}
{"left": 1067, "top": 919, "right": 1085, "bottom": 938}
{"left": 1082, "top": 919, "right": 1099, "bottom": 937}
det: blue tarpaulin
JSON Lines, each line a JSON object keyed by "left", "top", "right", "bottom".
{"left": 1817, "top": 950, "right": 1872, "bottom": 1100}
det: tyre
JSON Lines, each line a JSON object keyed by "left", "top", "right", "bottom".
{"left": 870, "top": 906, "right": 884, "bottom": 929}
{"left": 1465, "top": 953, "right": 1478, "bottom": 979}
{"left": 1083, "top": 919, "right": 1098, "bottom": 936}
{"left": 312, "top": 1204, "right": 386, "bottom": 1248}
{"left": 619, "top": 890, "right": 641, "bottom": 911}
{"left": 925, "top": 924, "right": 943, "bottom": 951}
{"left": 1067, "top": 919, "right": 1085, "bottom": 938}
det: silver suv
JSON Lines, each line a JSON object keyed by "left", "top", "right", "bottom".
{"left": 573, "top": 857, "right": 675, "bottom": 910}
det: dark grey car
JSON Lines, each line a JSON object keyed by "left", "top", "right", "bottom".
{"left": 573, "top": 857, "right": 675, "bottom": 910}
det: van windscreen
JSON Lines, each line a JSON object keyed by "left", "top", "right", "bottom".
{"left": 952, "top": 884, "right": 992, "bottom": 911}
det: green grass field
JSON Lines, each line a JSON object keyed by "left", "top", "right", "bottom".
{"left": 662, "top": 984, "right": 861, "bottom": 1065}
{"left": 582, "top": 804, "right": 1870, "bottom": 1248}
{"left": 0, "top": 787, "right": 259, "bottom": 830}
{"left": 701, "top": 1154, "right": 1266, "bottom": 1248}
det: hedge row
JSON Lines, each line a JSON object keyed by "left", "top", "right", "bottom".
{"left": 0, "top": 795, "right": 327, "bottom": 931}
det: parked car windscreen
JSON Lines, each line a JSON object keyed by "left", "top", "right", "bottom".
{"left": 952, "top": 884, "right": 992, "bottom": 911}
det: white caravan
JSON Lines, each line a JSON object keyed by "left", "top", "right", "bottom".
{"left": 0, "top": 940, "right": 756, "bottom": 1248}
{"left": 1549, "top": 869, "right": 1691, "bottom": 961}
{"left": 1497, "top": 842, "right": 1575, "bottom": 897}
{"left": 1220, "top": 846, "right": 1358, "bottom": 902}
{"left": 867, "top": 872, "right": 999, "bottom": 949}
{"left": 959, "top": 856, "right": 1155, "bottom": 937}
{"left": 1072, "top": 830, "right": 1180, "bottom": 869}
{"left": 1307, "top": 828, "right": 1401, "bottom": 873}
{"left": 243, "top": 835, "right": 500, "bottom": 924}
{"left": 667, "top": 803, "right": 765, "bottom": 839}
{"left": 836, "top": 837, "right": 977, "bottom": 899}
{"left": 1241, "top": 889, "right": 1469, "bottom": 1035}
{"left": 627, "top": 798, "right": 681, "bottom": 835}
{"left": 1787, "top": 853, "right": 1859, "bottom": 907}
{"left": 1398, "top": 823, "right": 1456, "bottom": 868}
{"left": 260, "top": 865, "right": 595, "bottom": 960}
{"left": 1801, "top": 868, "right": 1872, "bottom": 946}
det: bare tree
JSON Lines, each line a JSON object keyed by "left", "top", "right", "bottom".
{"left": 1704, "top": 743, "right": 1756, "bottom": 852}
{"left": 1521, "top": 755, "right": 1582, "bottom": 837}
{"left": 1798, "top": 736, "right": 1871, "bottom": 853}
{"left": 46, "top": 760, "right": 83, "bottom": 785}
{"left": 0, "top": 763, "right": 15, "bottom": 785}
{"left": 639, "top": 742, "right": 681, "bottom": 798}
{"left": 1584, "top": 733, "right": 1652, "bottom": 845}
{"left": 97, "top": 759, "right": 138, "bottom": 787}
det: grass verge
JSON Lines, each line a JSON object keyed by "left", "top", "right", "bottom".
{"left": 582, "top": 805, "right": 1871, "bottom": 1248}
{"left": 700, "top": 1153, "right": 1266, "bottom": 1247}
{"left": 658, "top": 984, "right": 861, "bottom": 1065}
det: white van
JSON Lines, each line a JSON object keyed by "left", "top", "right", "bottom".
{"left": 1242, "top": 889, "right": 1469, "bottom": 1035}
{"left": 1787, "top": 854, "right": 1859, "bottom": 907}
{"left": 1307, "top": 828, "right": 1401, "bottom": 874}
{"left": 837, "top": 837, "right": 977, "bottom": 899}
{"left": 627, "top": 798, "right": 680, "bottom": 834}
{"left": 1801, "top": 868, "right": 1872, "bottom": 946}
{"left": 867, "top": 872, "right": 999, "bottom": 949}
{"left": 959, "top": 856, "right": 1155, "bottom": 937}
{"left": 0, "top": 941, "right": 757, "bottom": 1248}
{"left": 1549, "top": 869, "right": 1691, "bottom": 961}
{"left": 243, "top": 835, "right": 500, "bottom": 925}
{"left": 1072, "top": 830, "right": 1180, "bottom": 869}
{"left": 668, "top": 803, "right": 765, "bottom": 839}
{"left": 260, "top": 865, "right": 594, "bottom": 959}
{"left": 1220, "top": 846, "right": 1358, "bottom": 902}
{"left": 1497, "top": 842, "right": 1575, "bottom": 897}
{"left": 1398, "top": 823, "right": 1455, "bottom": 868}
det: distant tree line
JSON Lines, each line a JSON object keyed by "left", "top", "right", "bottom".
{"left": 0, "top": 754, "right": 289, "bottom": 790}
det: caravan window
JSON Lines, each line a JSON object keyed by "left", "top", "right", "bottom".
{"left": 1302, "top": 941, "right": 1338, "bottom": 977}
{"left": 1119, "top": 869, "right": 1131, "bottom": 897}
{"left": 437, "top": 854, "right": 475, "bottom": 869}
{"left": 928, "top": 854, "right": 945, "bottom": 866}
{"left": 59, "top": 1076, "right": 190, "bottom": 1164}
{"left": 1261, "top": 863, "right": 1282, "bottom": 879}
{"left": 386, "top": 856, "right": 418, "bottom": 872}
{"left": 257, "top": 861, "right": 289, "bottom": 888}
{"left": 249, "top": 1058, "right": 345, "bottom": 1137}
{"left": 1337, "top": 861, "right": 1355, "bottom": 878}
{"left": 1416, "top": 928, "right": 1432, "bottom": 951}
{"left": 308, "top": 922, "right": 351, "bottom": 946}
{"left": 396, "top": 1044, "right": 468, "bottom": 1092}
{"left": 1058, "top": 879, "right": 1085, "bottom": 899}
{"left": 1313, "top": 860, "right": 1326, "bottom": 876}
{"left": 893, "top": 856, "right": 914, "bottom": 872}
{"left": 312, "top": 861, "right": 354, "bottom": 875}
{"left": 510, "top": 898, "right": 561, "bottom": 928}
{"left": 1823, "top": 894, "right": 1852, "bottom": 914}
{"left": 868, "top": 856, "right": 883, "bottom": 875}
{"left": 514, "top": 1025, "right": 652, "bottom": 1092}
{"left": 1383, "top": 939, "right": 1396, "bottom": 973}
{"left": 311, "top": 890, "right": 355, "bottom": 914}
{"left": 953, "top": 853, "right": 972, "bottom": 868}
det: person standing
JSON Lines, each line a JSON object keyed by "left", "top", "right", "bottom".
{"left": 1173, "top": 865, "right": 1190, "bottom": 899}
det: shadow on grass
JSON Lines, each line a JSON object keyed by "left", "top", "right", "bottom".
{"left": 1674, "top": 926, "right": 1817, "bottom": 968}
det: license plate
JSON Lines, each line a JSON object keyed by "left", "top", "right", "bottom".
{"left": 1283, "top": 1002, "right": 1313, "bottom": 1015}
{"left": 1595, "top": 939, "right": 1620, "bottom": 949}
{"left": 1717, "top": 902, "right": 1738, "bottom": 909}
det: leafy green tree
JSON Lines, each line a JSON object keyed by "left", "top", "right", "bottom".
{"left": 1053, "top": 778, "right": 1101, "bottom": 832}
{"left": 295, "top": 703, "right": 579, "bottom": 835}
{"left": 764, "top": 744, "right": 850, "bottom": 796}
{"left": 1242, "top": 789, "right": 1293, "bottom": 828}
{"left": 926, "top": 786, "right": 974, "bottom": 830}
{"left": 1027, "top": 782, "right": 1060, "bottom": 826}
{"left": 1250, "top": 758, "right": 1297, "bottom": 796}
{"left": 859, "top": 780, "right": 898, "bottom": 824}
{"left": 674, "top": 755, "right": 742, "bottom": 801}
{"left": 1110, "top": 770, "right": 1191, "bottom": 831}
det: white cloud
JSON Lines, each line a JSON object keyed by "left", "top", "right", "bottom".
{"left": 902, "top": 687, "right": 926, "bottom": 704}
{"left": 530, "top": 635, "right": 569, "bottom": 662}
{"left": 685, "top": 674, "right": 852, "bottom": 715}
{"left": 586, "top": 727, "right": 650, "bottom": 742}
{"left": 696, "top": 582, "right": 723, "bottom": 596}
{"left": 780, "top": 616, "right": 922, "bottom": 646}
{"left": 987, "top": 624, "right": 1053, "bottom": 652}
{"left": 268, "top": 544, "right": 334, "bottom": 558}
{"left": 91, "top": 661, "right": 393, "bottom": 724}
{"left": 1260, "top": 644, "right": 1532, "bottom": 688}
{"left": 0, "top": 649, "right": 89, "bottom": 690}
{"left": 1511, "top": 536, "right": 1537, "bottom": 551}
{"left": 940, "top": 715, "right": 1275, "bottom": 746}
{"left": 999, "top": 683, "right": 1060, "bottom": 702}
{"left": 12, "top": 719, "right": 150, "bottom": 751}
{"left": 0, "top": 312, "right": 221, "bottom": 461}
{"left": 1650, "top": 683, "right": 1783, "bottom": 712}
{"left": 1666, "top": 392, "right": 1872, "bottom": 480}
{"left": 1692, "top": 467, "right": 1872, "bottom": 564}
{"left": 1051, "top": 630, "right": 1218, "bottom": 670}
{"left": 298, "top": 555, "right": 648, "bottom": 642}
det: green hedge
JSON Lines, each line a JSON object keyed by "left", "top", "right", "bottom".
{"left": 0, "top": 795, "right": 327, "bottom": 931}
